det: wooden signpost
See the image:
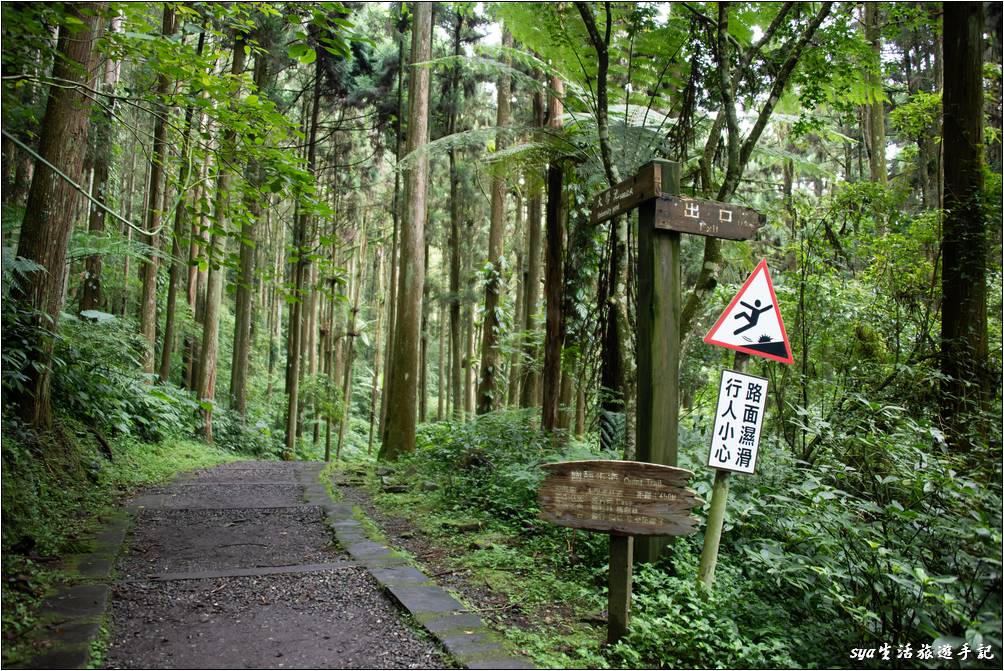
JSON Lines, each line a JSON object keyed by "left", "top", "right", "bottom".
{"left": 539, "top": 460, "right": 700, "bottom": 644}
{"left": 540, "top": 160, "right": 763, "bottom": 643}
{"left": 590, "top": 160, "right": 763, "bottom": 566}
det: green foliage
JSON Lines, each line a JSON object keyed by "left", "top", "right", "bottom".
{"left": 608, "top": 562, "right": 798, "bottom": 669}
{"left": 407, "top": 409, "right": 611, "bottom": 534}
{"left": 51, "top": 312, "right": 200, "bottom": 441}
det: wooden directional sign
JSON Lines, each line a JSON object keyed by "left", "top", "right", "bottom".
{"left": 655, "top": 196, "right": 764, "bottom": 240}
{"left": 589, "top": 161, "right": 765, "bottom": 241}
{"left": 590, "top": 162, "right": 666, "bottom": 224}
{"left": 539, "top": 460, "right": 701, "bottom": 537}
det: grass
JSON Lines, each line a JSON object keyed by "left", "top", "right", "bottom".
{"left": 1, "top": 424, "right": 242, "bottom": 667}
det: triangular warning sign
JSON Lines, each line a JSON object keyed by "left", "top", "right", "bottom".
{"left": 704, "top": 259, "right": 794, "bottom": 364}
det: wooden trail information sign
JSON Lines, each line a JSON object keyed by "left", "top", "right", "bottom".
{"left": 539, "top": 460, "right": 701, "bottom": 536}
{"left": 539, "top": 460, "right": 700, "bottom": 646}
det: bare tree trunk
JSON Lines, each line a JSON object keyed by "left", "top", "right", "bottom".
{"left": 80, "top": 22, "right": 121, "bottom": 314}
{"left": 285, "top": 67, "right": 321, "bottom": 459}
{"left": 380, "top": 7, "right": 409, "bottom": 441}
{"left": 864, "top": 3, "right": 887, "bottom": 185}
{"left": 476, "top": 30, "right": 513, "bottom": 414}
{"left": 229, "top": 34, "right": 271, "bottom": 413}
{"left": 380, "top": 2, "right": 432, "bottom": 460}
{"left": 941, "top": 1, "right": 989, "bottom": 447}
{"left": 447, "top": 11, "right": 465, "bottom": 420}
{"left": 437, "top": 299, "right": 446, "bottom": 419}
{"left": 140, "top": 6, "right": 177, "bottom": 374}
{"left": 10, "top": 3, "right": 105, "bottom": 429}
{"left": 519, "top": 89, "right": 545, "bottom": 408}
{"left": 337, "top": 221, "right": 368, "bottom": 460}
{"left": 507, "top": 191, "right": 525, "bottom": 407}
{"left": 541, "top": 77, "right": 566, "bottom": 433}
{"left": 419, "top": 238, "right": 429, "bottom": 422}
{"left": 197, "top": 32, "right": 245, "bottom": 443}
{"left": 575, "top": 379, "right": 586, "bottom": 438}
{"left": 159, "top": 29, "right": 206, "bottom": 384}
{"left": 367, "top": 245, "right": 385, "bottom": 454}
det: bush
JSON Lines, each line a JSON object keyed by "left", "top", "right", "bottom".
{"left": 408, "top": 409, "right": 607, "bottom": 528}
{"left": 608, "top": 562, "right": 798, "bottom": 669}
{"left": 50, "top": 311, "right": 202, "bottom": 441}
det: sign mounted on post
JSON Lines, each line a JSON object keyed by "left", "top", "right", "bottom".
{"left": 655, "top": 196, "right": 764, "bottom": 240}
{"left": 704, "top": 259, "right": 794, "bottom": 364}
{"left": 539, "top": 460, "right": 701, "bottom": 536}
{"left": 707, "top": 369, "right": 768, "bottom": 474}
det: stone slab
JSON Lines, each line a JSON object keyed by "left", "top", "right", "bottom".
{"left": 145, "top": 561, "right": 358, "bottom": 582}
{"left": 130, "top": 483, "right": 304, "bottom": 510}
{"left": 467, "top": 658, "right": 538, "bottom": 669}
{"left": 386, "top": 584, "right": 467, "bottom": 615}
{"left": 369, "top": 565, "right": 429, "bottom": 587}
{"left": 419, "top": 612, "right": 486, "bottom": 635}
{"left": 24, "top": 645, "right": 90, "bottom": 670}
{"left": 39, "top": 584, "right": 109, "bottom": 619}
{"left": 61, "top": 553, "right": 115, "bottom": 579}
{"left": 41, "top": 619, "right": 102, "bottom": 646}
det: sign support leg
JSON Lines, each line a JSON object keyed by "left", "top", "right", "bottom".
{"left": 635, "top": 160, "right": 681, "bottom": 565}
{"left": 697, "top": 469, "right": 730, "bottom": 588}
{"left": 698, "top": 352, "right": 748, "bottom": 589}
{"left": 607, "top": 534, "right": 633, "bottom": 644}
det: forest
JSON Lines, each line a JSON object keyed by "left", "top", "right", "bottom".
{"left": 1, "top": 1, "right": 1001, "bottom": 669}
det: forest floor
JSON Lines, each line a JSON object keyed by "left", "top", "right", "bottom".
{"left": 103, "top": 461, "right": 447, "bottom": 669}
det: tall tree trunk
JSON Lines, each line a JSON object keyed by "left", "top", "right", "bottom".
{"left": 380, "top": 7, "right": 409, "bottom": 441}
{"left": 140, "top": 6, "right": 177, "bottom": 374}
{"left": 541, "top": 77, "right": 566, "bottom": 434}
{"left": 507, "top": 190, "right": 525, "bottom": 407}
{"left": 159, "top": 28, "right": 206, "bottom": 383}
{"left": 380, "top": 1, "right": 431, "bottom": 460}
{"left": 437, "top": 299, "right": 446, "bottom": 420}
{"left": 419, "top": 238, "right": 429, "bottom": 422}
{"left": 197, "top": 32, "right": 246, "bottom": 443}
{"left": 476, "top": 30, "right": 513, "bottom": 414}
{"left": 941, "top": 1, "right": 988, "bottom": 447}
{"left": 9, "top": 3, "right": 105, "bottom": 429}
{"left": 519, "top": 89, "right": 545, "bottom": 408}
{"left": 229, "top": 34, "right": 270, "bottom": 411}
{"left": 864, "top": 3, "right": 887, "bottom": 185}
{"left": 578, "top": 1, "right": 629, "bottom": 452}
{"left": 447, "top": 11, "right": 464, "bottom": 419}
{"left": 367, "top": 245, "right": 385, "bottom": 455}
{"left": 80, "top": 21, "right": 121, "bottom": 314}
{"left": 337, "top": 221, "right": 368, "bottom": 460}
{"left": 285, "top": 72, "right": 321, "bottom": 459}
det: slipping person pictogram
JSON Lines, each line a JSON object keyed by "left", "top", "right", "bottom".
{"left": 732, "top": 299, "right": 773, "bottom": 336}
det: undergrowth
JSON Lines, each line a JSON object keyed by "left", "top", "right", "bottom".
{"left": 352, "top": 407, "right": 1002, "bottom": 669}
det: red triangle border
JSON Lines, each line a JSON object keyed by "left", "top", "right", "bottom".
{"left": 703, "top": 259, "right": 794, "bottom": 365}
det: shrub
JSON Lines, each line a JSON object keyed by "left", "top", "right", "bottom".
{"left": 608, "top": 562, "right": 798, "bottom": 669}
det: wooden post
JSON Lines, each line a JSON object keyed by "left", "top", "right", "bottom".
{"left": 634, "top": 159, "right": 681, "bottom": 565}
{"left": 607, "top": 534, "right": 633, "bottom": 644}
{"left": 698, "top": 352, "right": 748, "bottom": 589}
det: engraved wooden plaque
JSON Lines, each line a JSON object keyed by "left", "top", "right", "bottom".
{"left": 539, "top": 460, "right": 701, "bottom": 536}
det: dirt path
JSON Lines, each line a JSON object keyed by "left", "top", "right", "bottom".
{"left": 104, "top": 461, "right": 446, "bottom": 669}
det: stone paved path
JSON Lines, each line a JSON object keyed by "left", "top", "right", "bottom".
{"left": 104, "top": 461, "right": 446, "bottom": 669}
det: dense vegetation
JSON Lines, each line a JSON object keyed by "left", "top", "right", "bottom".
{"left": 2, "top": 2, "right": 1001, "bottom": 668}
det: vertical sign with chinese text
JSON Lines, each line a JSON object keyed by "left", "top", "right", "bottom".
{"left": 708, "top": 369, "right": 768, "bottom": 474}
